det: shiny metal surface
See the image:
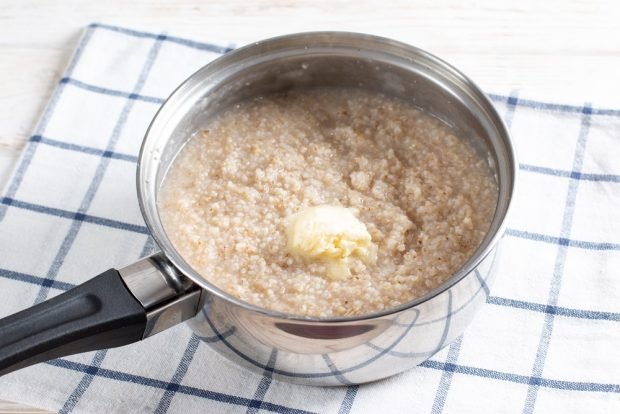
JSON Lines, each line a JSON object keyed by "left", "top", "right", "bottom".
{"left": 188, "top": 247, "right": 499, "bottom": 385}
{"left": 119, "top": 253, "right": 202, "bottom": 338}
{"left": 137, "top": 32, "right": 517, "bottom": 384}
{"left": 144, "top": 290, "right": 202, "bottom": 337}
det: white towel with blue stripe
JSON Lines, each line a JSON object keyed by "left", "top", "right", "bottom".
{"left": 0, "top": 23, "right": 618, "bottom": 414}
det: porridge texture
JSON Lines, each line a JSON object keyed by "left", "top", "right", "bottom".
{"left": 159, "top": 88, "right": 497, "bottom": 317}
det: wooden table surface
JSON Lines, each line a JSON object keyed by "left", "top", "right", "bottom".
{"left": 0, "top": 0, "right": 618, "bottom": 412}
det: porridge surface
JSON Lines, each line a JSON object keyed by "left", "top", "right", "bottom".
{"left": 159, "top": 88, "right": 497, "bottom": 317}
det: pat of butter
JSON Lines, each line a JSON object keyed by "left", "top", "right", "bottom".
{"left": 286, "top": 205, "right": 378, "bottom": 280}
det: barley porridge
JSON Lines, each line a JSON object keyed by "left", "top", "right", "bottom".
{"left": 159, "top": 88, "right": 498, "bottom": 317}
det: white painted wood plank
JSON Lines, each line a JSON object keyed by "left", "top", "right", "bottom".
{"left": 0, "top": 399, "right": 51, "bottom": 414}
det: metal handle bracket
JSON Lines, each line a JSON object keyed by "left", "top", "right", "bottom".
{"left": 119, "top": 252, "right": 202, "bottom": 338}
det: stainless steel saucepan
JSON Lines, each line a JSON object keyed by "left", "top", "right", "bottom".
{"left": 0, "top": 32, "right": 516, "bottom": 385}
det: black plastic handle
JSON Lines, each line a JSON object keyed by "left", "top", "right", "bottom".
{"left": 0, "top": 269, "right": 147, "bottom": 376}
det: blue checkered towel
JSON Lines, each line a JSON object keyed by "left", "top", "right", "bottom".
{"left": 0, "top": 23, "right": 618, "bottom": 414}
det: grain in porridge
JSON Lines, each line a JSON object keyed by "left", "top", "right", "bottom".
{"left": 159, "top": 88, "right": 497, "bottom": 317}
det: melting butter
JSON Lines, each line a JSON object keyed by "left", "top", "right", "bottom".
{"left": 286, "top": 205, "right": 377, "bottom": 280}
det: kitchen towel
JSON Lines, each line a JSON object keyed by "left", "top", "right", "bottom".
{"left": 0, "top": 23, "right": 618, "bottom": 413}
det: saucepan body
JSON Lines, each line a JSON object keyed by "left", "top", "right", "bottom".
{"left": 137, "top": 32, "right": 517, "bottom": 385}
